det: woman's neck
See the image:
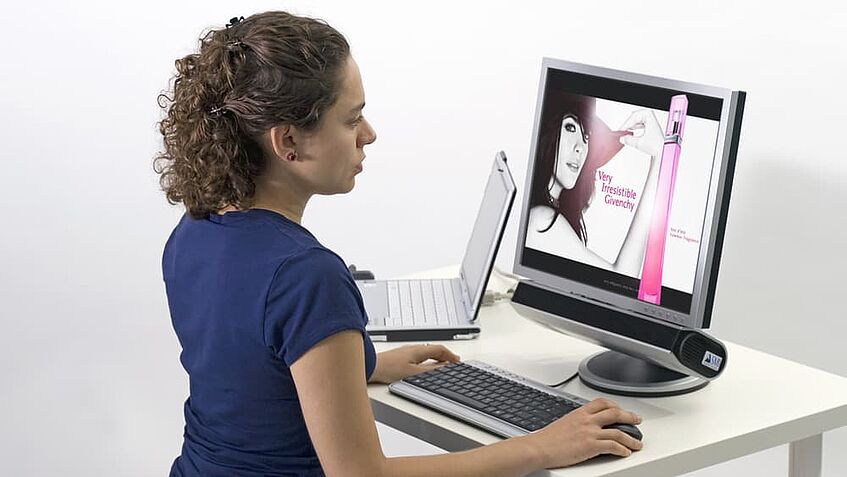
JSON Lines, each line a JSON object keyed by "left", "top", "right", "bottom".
{"left": 249, "top": 176, "right": 311, "bottom": 224}
{"left": 547, "top": 176, "right": 564, "bottom": 201}
{"left": 250, "top": 201, "right": 306, "bottom": 224}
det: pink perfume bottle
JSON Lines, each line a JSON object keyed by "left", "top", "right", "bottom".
{"left": 637, "top": 95, "right": 688, "bottom": 305}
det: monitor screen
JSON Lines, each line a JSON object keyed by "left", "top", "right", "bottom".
{"left": 515, "top": 58, "right": 745, "bottom": 328}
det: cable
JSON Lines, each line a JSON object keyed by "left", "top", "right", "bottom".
{"left": 481, "top": 290, "right": 515, "bottom": 306}
{"left": 481, "top": 267, "right": 522, "bottom": 306}
{"left": 492, "top": 266, "right": 522, "bottom": 283}
{"left": 547, "top": 371, "right": 579, "bottom": 388}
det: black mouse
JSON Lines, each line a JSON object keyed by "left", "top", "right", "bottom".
{"left": 603, "top": 423, "right": 643, "bottom": 441}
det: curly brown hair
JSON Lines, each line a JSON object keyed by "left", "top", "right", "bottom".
{"left": 154, "top": 11, "right": 350, "bottom": 218}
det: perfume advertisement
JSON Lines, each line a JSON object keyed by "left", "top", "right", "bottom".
{"left": 523, "top": 81, "right": 721, "bottom": 312}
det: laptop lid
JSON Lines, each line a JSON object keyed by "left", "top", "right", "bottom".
{"left": 458, "top": 151, "right": 517, "bottom": 322}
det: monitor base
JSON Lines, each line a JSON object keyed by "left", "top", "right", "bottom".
{"left": 578, "top": 350, "right": 708, "bottom": 397}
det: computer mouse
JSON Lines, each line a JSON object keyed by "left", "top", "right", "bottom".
{"left": 603, "top": 423, "right": 643, "bottom": 441}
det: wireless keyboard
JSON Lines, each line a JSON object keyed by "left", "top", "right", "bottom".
{"left": 389, "top": 360, "right": 642, "bottom": 440}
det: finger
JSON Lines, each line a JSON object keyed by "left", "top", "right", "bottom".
{"left": 617, "top": 109, "right": 651, "bottom": 131}
{"left": 598, "top": 429, "right": 643, "bottom": 450}
{"left": 418, "top": 362, "right": 449, "bottom": 371}
{"left": 592, "top": 408, "right": 640, "bottom": 426}
{"left": 619, "top": 134, "right": 639, "bottom": 147}
{"left": 410, "top": 344, "right": 461, "bottom": 363}
{"left": 597, "top": 440, "right": 632, "bottom": 458}
{"left": 403, "top": 361, "right": 447, "bottom": 377}
{"left": 434, "top": 345, "right": 461, "bottom": 362}
{"left": 581, "top": 398, "right": 620, "bottom": 414}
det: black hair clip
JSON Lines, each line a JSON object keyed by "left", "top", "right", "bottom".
{"left": 226, "top": 16, "right": 244, "bottom": 28}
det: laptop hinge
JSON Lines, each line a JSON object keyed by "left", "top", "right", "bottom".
{"left": 458, "top": 269, "right": 474, "bottom": 318}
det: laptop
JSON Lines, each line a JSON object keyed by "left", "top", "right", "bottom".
{"left": 358, "top": 151, "right": 516, "bottom": 341}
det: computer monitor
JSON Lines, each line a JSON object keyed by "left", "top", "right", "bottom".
{"left": 511, "top": 58, "right": 745, "bottom": 397}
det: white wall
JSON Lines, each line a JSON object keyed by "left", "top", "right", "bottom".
{"left": 1, "top": 1, "right": 845, "bottom": 475}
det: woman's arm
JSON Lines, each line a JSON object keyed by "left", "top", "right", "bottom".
{"left": 613, "top": 153, "right": 659, "bottom": 271}
{"left": 612, "top": 109, "right": 664, "bottom": 271}
{"left": 561, "top": 109, "right": 663, "bottom": 272}
{"left": 290, "top": 331, "right": 642, "bottom": 477}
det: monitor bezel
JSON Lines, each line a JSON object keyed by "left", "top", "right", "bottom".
{"left": 513, "top": 57, "right": 744, "bottom": 329}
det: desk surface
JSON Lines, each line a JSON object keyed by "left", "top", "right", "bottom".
{"left": 367, "top": 269, "right": 847, "bottom": 477}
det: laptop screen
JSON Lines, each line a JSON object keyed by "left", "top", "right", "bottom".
{"left": 460, "top": 155, "right": 516, "bottom": 316}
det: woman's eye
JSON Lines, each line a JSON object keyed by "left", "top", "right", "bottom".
{"left": 564, "top": 123, "right": 576, "bottom": 133}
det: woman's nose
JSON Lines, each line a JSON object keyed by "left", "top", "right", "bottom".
{"left": 360, "top": 118, "right": 377, "bottom": 146}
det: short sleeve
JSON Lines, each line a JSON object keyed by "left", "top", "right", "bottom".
{"left": 264, "top": 247, "right": 368, "bottom": 366}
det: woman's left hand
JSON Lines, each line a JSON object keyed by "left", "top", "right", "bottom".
{"left": 369, "top": 344, "right": 461, "bottom": 384}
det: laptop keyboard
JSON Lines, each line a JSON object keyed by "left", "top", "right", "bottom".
{"left": 385, "top": 279, "right": 460, "bottom": 327}
{"left": 395, "top": 361, "right": 589, "bottom": 433}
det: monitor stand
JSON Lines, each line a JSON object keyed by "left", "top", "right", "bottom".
{"left": 578, "top": 350, "right": 708, "bottom": 397}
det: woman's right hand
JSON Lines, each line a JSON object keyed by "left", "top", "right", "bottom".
{"left": 524, "top": 398, "right": 643, "bottom": 469}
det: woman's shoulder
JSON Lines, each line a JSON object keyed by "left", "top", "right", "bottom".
{"left": 281, "top": 246, "right": 348, "bottom": 275}
{"left": 528, "top": 205, "right": 556, "bottom": 228}
{"left": 525, "top": 205, "right": 585, "bottom": 254}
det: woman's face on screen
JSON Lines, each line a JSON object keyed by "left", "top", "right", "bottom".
{"left": 555, "top": 115, "right": 589, "bottom": 190}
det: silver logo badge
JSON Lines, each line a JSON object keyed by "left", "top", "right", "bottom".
{"left": 702, "top": 351, "right": 722, "bottom": 371}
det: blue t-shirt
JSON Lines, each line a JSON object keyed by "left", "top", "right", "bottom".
{"left": 163, "top": 209, "right": 376, "bottom": 476}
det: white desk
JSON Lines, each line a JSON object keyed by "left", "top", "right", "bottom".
{"left": 367, "top": 270, "right": 847, "bottom": 477}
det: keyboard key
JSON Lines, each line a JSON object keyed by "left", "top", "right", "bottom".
{"left": 444, "top": 283, "right": 458, "bottom": 323}
{"left": 437, "top": 388, "right": 486, "bottom": 410}
{"left": 409, "top": 281, "right": 425, "bottom": 325}
{"left": 388, "top": 281, "right": 401, "bottom": 322}
{"left": 398, "top": 281, "right": 413, "bottom": 325}
{"left": 421, "top": 280, "right": 437, "bottom": 324}
{"left": 433, "top": 281, "right": 449, "bottom": 324}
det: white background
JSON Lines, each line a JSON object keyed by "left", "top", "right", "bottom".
{"left": 1, "top": 1, "right": 845, "bottom": 476}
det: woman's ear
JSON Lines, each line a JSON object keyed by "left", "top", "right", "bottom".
{"left": 265, "top": 124, "right": 297, "bottom": 162}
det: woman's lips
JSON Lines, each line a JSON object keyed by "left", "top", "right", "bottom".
{"left": 566, "top": 162, "right": 579, "bottom": 172}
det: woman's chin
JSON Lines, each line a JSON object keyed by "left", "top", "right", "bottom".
{"left": 340, "top": 178, "right": 356, "bottom": 194}
{"left": 556, "top": 170, "right": 580, "bottom": 190}
{"left": 318, "top": 179, "right": 356, "bottom": 196}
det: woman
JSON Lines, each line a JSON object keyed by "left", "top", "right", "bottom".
{"left": 526, "top": 91, "right": 665, "bottom": 273}
{"left": 155, "top": 11, "right": 642, "bottom": 477}
{"left": 529, "top": 94, "right": 599, "bottom": 243}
